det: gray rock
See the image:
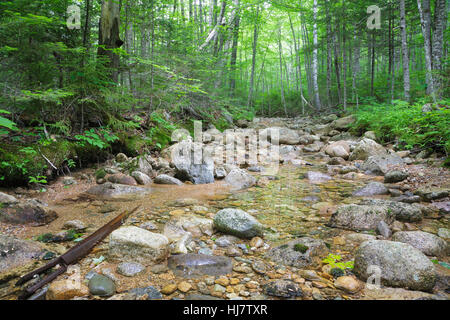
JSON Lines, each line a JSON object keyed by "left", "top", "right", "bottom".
{"left": 129, "top": 286, "right": 162, "bottom": 300}
{"left": 109, "top": 226, "right": 169, "bottom": 266}
{"left": 331, "top": 115, "right": 356, "bottom": 130}
{"left": 415, "top": 188, "right": 449, "bottom": 202}
{"left": 384, "top": 171, "right": 408, "bottom": 183}
{"left": 377, "top": 221, "right": 392, "bottom": 238}
{"left": 305, "top": 171, "right": 332, "bottom": 184}
{"left": 265, "top": 237, "right": 329, "bottom": 268}
{"left": 116, "top": 262, "right": 145, "bottom": 277}
{"left": 214, "top": 167, "right": 227, "bottom": 179}
{"left": 361, "top": 154, "right": 405, "bottom": 175}
{"left": 63, "top": 220, "right": 86, "bottom": 231}
{"left": 214, "top": 235, "right": 240, "bottom": 247}
{"left": 85, "top": 182, "right": 150, "bottom": 199}
{"left": 116, "top": 153, "right": 128, "bottom": 163}
{"left": 224, "top": 169, "right": 256, "bottom": 190}
{"left": 185, "top": 294, "right": 223, "bottom": 300}
{"left": 354, "top": 240, "right": 436, "bottom": 292}
{"left": 88, "top": 274, "right": 116, "bottom": 297}
{"left": 171, "top": 140, "right": 215, "bottom": 184}
{"left": 0, "top": 199, "right": 58, "bottom": 225}
{"left": 431, "top": 201, "right": 450, "bottom": 214}
{"left": 360, "top": 199, "right": 423, "bottom": 222}
{"left": 437, "top": 228, "right": 450, "bottom": 239}
{"left": 0, "top": 192, "right": 18, "bottom": 204}
{"left": 154, "top": 174, "right": 183, "bottom": 186}
{"left": 352, "top": 182, "right": 389, "bottom": 197}
{"left": 167, "top": 254, "right": 232, "bottom": 278}
{"left": 214, "top": 208, "right": 263, "bottom": 239}
{"left": 0, "top": 235, "right": 43, "bottom": 274}
{"left": 131, "top": 171, "right": 152, "bottom": 185}
{"left": 107, "top": 174, "right": 138, "bottom": 186}
{"left": 349, "top": 139, "right": 387, "bottom": 161}
{"left": 328, "top": 204, "right": 396, "bottom": 231}
{"left": 392, "top": 231, "right": 448, "bottom": 257}
{"left": 260, "top": 127, "right": 301, "bottom": 145}
{"left": 264, "top": 280, "right": 303, "bottom": 298}
{"left": 324, "top": 141, "right": 350, "bottom": 159}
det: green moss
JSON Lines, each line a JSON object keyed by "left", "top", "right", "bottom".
{"left": 279, "top": 244, "right": 289, "bottom": 250}
{"left": 95, "top": 168, "right": 107, "bottom": 180}
{"left": 293, "top": 243, "right": 309, "bottom": 253}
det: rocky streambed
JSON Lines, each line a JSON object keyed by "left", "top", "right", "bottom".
{"left": 0, "top": 115, "right": 449, "bottom": 301}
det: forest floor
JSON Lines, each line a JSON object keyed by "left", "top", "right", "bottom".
{"left": 0, "top": 115, "right": 449, "bottom": 300}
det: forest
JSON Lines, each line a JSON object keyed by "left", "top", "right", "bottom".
{"left": 0, "top": 0, "right": 449, "bottom": 303}
{"left": 0, "top": 0, "right": 448, "bottom": 185}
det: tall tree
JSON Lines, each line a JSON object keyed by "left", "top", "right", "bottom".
{"left": 399, "top": 0, "right": 411, "bottom": 101}
{"left": 312, "top": 0, "right": 321, "bottom": 110}
{"left": 98, "top": 0, "right": 124, "bottom": 83}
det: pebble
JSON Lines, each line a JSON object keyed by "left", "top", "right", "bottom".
{"left": 88, "top": 274, "right": 116, "bottom": 297}
{"left": 161, "top": 284, "right": 177, "bottom": 295}
{"left": 47, "top": 280, "right": 89, "bottom": 300}
{"left": 250, "top": 237, "right": 264, "bottom": 248}
{"left": 178, "top": 281, "right": 192, "bottom": 293}
{"left": 116, "top": 262, "right": 145, "bottom": 277}
{"left": 334, "top": 276, "right": 361, "bottom": 293}
{"left": 251, "top": 260, "right": 266, "bottom": 274}
{"left": 215, "top": 277, "right": 230, "bottom": 286}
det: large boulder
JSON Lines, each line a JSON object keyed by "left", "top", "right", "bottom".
{"left": 171, "top": 140, "right": 215, "bottom": 184}
{"left": 265, "top": 237, "right": 329, "bottom": 268}
{"left": 224, "top": 169, "right": 256, "bottom": 190}
{"left": 360, "top": 199, "right": 423, "bottom": 222}
{"left": 0, "top": 235, "right": 43, "bottom": 274}
{"left": 324, "top": 141, "right": 350, "bottom": 159}
{"left": 154, "top": 174, "right": 183, "bottom": 186}
{"left": 349, "top": 139, "right": 387, "bottom": 161}
{"left": 0, "top": 192, "right": 18, "bottom": 205}
{"left": 260, "top": 127, "right": 300, "bottom": 145}
{"left": 328, "top": 204, "right": 396, "bottom": 231}
{"left": 109, "top": 226, "right": 169, "bottom": 266}
{"left": 354, "top": 240, "right": 436, "bottom": 292}
{"left": 392, "top": 231, "right": 448, "bottom": 257}
{"left": 361, "top": 154, "right": 405, "bottom": 175}
{"left": 107, "top": 174, "right": 138, "bottom": 186}
{"left": 352, "top": 182, "right": 389, "bottom": 197}
{"left": 331, "top": 115, "right": 356, "bottom": 130}
{"left": 213, "top": 208, "right": 263, "bottom": 239}
{"left": 168, "top": 254, "right": 233, "bottom": 278}
{"left": 0, "top": 199, "right": 58, "bottom": 225}
{"left": 131, "top": 171, "right": 152, "bottom": 185}
{"left": 84, "top": 182, "right": 150, "bottom": 199}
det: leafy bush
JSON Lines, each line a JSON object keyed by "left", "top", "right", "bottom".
{"left": 349, "top": 100, "right": 450, "bottom": 157}
{"left": 322, "top": 253, "right": 354, "bottom": 270}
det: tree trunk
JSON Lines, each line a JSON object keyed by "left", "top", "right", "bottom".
{"left": 399, "top": 0, "right": 411, "bottom": 101}
{"left": 431, "top": 0, "right": 447, "bottom": 96}
{"left": 247, "top": 6, "right": 259, "bottom": 107}
{"left": 417, "top": 0, "right": 436, "bottom": 101}
{"left": 278, "top": 27, "right": 287, "bottom": 116}
{"left": 229, "top": 0, "right": 240, "bottom": 94}
{"left": 312, "top": 0, "right": 321, "bottom": 111}
{"left": 98, "top": 0, "right": 123, "bottom": 83}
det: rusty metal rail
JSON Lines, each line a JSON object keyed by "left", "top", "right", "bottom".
{"left": 15, "top": 205, "right": 140, "bottom": 300}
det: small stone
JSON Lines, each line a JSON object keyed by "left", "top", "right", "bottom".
{"left": 129, "top": 286, "right": 162, "bottom": 300}
{"left": 213, "top": 284, "right": 226, "bottom": 293}
{"left": 116, "top": 153, "right": 128, "bottom": 163}
{"left": 230, "top": 278, "right": 240, "bottom": 285}
{"left": 161, "top": 284, "right": 177, "bottom": 295}
{"left": 384, "top": 171, "right": 408, "bottom": 183}
{"left": 63, "top": 220, "right": 86, "bottom": 231}
{"left": 88, "top": 274, "right": 116, "bottom": 297}
{"left": 178, "top": 281, "right": 192, "bottom": 293}
{"left": 47, "top": 280, "right": 89, "bottom": 300}
{"left": 116, "top": 262, "right": 145, "bottom": 277}
{"left": 334, "top": 276, "right": 361, "bottom": 293}
{"left": 215, "top": 277, "right": 230, "bottom": 286}
{"left": 377, "top": 221, "right": 392, "bottom": 238}
{"left": 250, "top": 237, "right": 264, "bottom": 248}
{"left": 251, "top": 260, "right": 266, "bottom": 274}
{"left": 150, "top": 264, "right": 168, "bottom": 274}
